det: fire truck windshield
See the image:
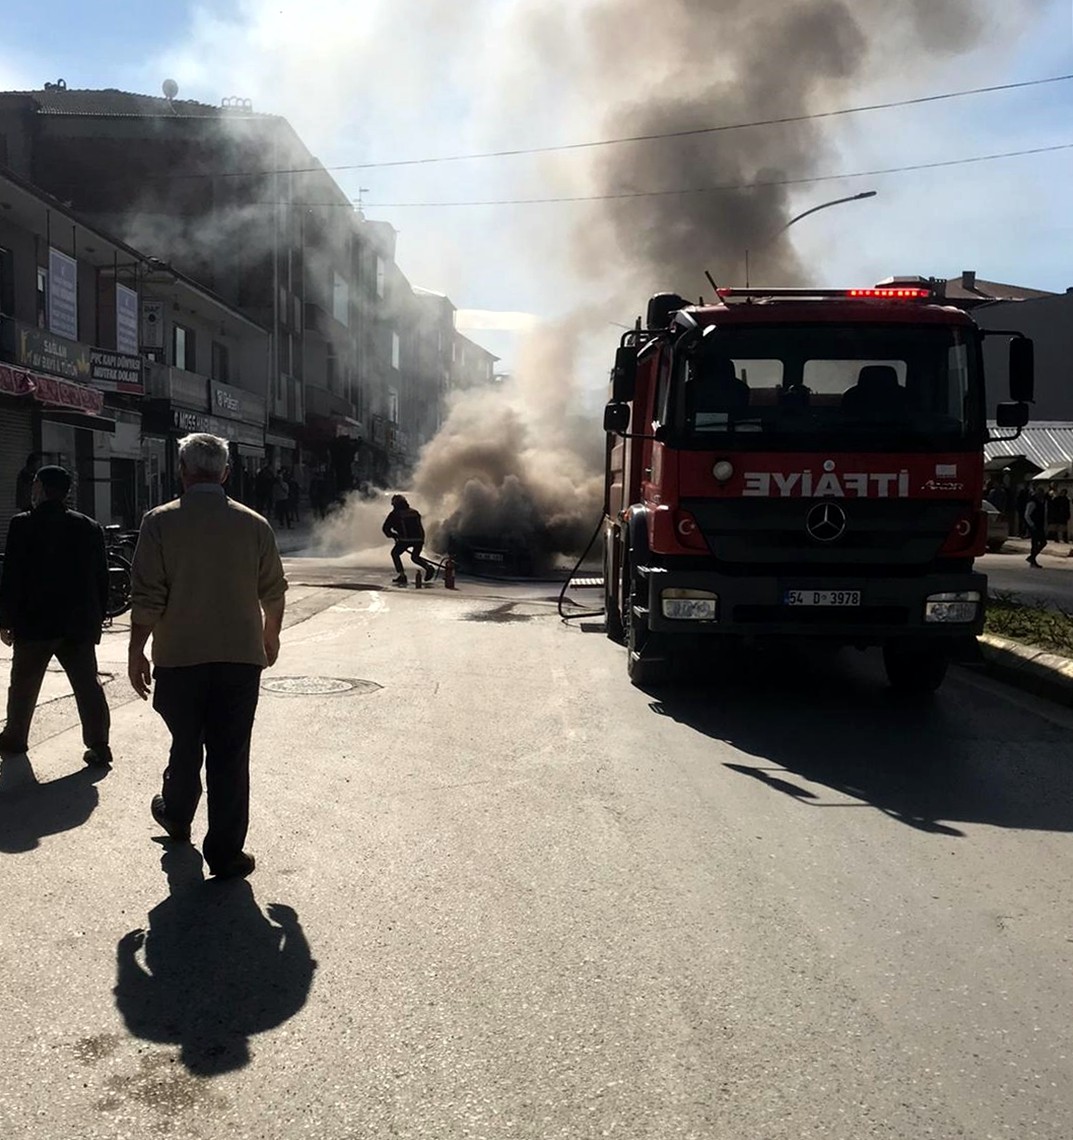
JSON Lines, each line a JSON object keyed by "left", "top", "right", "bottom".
{"left": 674, "top": 323, "right": 982, "bottom": 451}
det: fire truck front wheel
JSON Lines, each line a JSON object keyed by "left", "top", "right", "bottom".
{"left": 626, "top": 573, "right": 670, "bottom": 688}
{"left": 882, "top": 641, "right": 950, "bottom": 695}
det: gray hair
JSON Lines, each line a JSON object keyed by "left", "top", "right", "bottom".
{"left": 177, "top": 433, "right": 230, "bottom": 479}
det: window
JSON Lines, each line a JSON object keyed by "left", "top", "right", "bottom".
{"left": 375, "top": 257, "right": 385, "bottom": 299}
{"left": 678, "top": 324, "right": 979, "bottom": 449}
{"left": 0, "top": 247, "right": 13, "bottom": 316}
{"left": 326, "top": 349, "right": 337, "bottom": 393}
{"left": 388, "top": 388, "right": 399, "bottom": 422}
{"left": 332, "top": 272, "right": 349, "bottom": 326}
{"left": 36, "top": 267, "right": 47, "bottom": 329}
{"left": 211, "top": 341, "right": 230, "bottom": 383}
{"left": 293, "top": 295, "right": 302, "bottom": 332}
{"left": 173, "top": 324, "right": 196, "bottom": 371}
{"left": 391, "top": 330, "right": 400, "bottom": 370}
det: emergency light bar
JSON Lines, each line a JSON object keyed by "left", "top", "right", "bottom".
{"left": 716, "top": 286, "right": 935, "bottom": 301}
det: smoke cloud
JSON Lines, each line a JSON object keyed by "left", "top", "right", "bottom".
{"left": 143, "top": 0, "right": 1049, "bottom": 569}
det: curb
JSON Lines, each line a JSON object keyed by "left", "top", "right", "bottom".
{"left": 975, "top": 633, "right": 1073, "bottom": 707}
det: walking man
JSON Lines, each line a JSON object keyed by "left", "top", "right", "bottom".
{"left": 1025, "top": 488, "right": 1047, "bottom": 568}
{"left": 15, "top": 452, "right": 41, "bottom": 513}
{"left": 382, "top": 494, "right": 436, "bottom": 586}
{"left": 128, "top": 434, "right": 287, "bottom": 879}
{"left": 1050, "top": 486, "right": 1071, "bottom": 545}
{"left": 0, "top": 465, "right": 112, "bottom": 764}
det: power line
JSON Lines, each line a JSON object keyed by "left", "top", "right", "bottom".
{"left": 155, "top": 73, "right": 1073, "bottom": 181}
{"left": 361, "top": 141, "right": 1073, "bottom": 208}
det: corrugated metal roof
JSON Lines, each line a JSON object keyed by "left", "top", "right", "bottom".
{"left": 944, "top": 276, "right": 1056, "bottom": 303}
{"left": 985, "top": 422, "right": 1073, "bottom": 469}
{"left": 10, "top": 87, "right": 264, "bottom": 119}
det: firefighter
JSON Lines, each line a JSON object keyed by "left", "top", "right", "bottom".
{"left": 382, "top": 495, "right": 437, "bottom": 586}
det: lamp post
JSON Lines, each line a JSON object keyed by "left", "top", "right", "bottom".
{"left": 746, "top": 189, "right": 878, "bottom": 285}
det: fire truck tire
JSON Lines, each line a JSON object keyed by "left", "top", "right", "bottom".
{"left": 626, "top": 574, "right": 670, "bottom": 688}
{"left": 882, "top": 642, "right": 949, "bottom": 694}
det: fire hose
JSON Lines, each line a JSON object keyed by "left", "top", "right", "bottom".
{"left": 557, "top": 515, "right": 607, "bottom": 622}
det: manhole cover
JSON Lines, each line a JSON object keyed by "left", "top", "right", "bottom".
{"left": 261, "top": 676, "right": 381, "bottom": 697}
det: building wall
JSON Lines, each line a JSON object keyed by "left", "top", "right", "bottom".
{"left": 977, "top": 293, "right": 1073, "bottom": 420}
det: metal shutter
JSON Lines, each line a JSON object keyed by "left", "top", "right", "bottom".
{"left": 0, "top": 402, "right": 34, "bottom": 546}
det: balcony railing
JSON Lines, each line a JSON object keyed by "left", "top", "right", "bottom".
{"left": 144, "top": 362, "right": 209, "bottom": 409}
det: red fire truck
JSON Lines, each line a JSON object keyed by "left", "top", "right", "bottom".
{"left": 602, "top": 278, "right": 1034, "bottom": 692}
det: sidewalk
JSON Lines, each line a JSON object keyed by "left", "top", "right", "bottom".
{"left": 1000, "top": 536, "right": 1073, "bottom": 560}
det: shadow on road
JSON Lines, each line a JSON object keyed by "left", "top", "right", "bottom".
{"left": 114, "top": 845, "right": 317, "bottom": 1075}
{"left": 0, "top": 751, "right": 109, "bottom": 853}
{"left": 648, "top": 645, "right": 1073, "bottom": 836}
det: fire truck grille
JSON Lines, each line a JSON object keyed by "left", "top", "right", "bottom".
{"left": 681, "top": 497, "right": 968, "bottom": 567}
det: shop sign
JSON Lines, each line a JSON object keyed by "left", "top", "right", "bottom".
{"left": 16, "top": 322, "right": 92, "bottom": 382}
{"left": 48, "top": 248, "right": 78, "bottom": 341}
{"left": 210, "top": 380, "right": 265, "bottom": 425}
{"left": 141, "top": 299, "right": 165, "bottom": 349}
{"left": 0, "top": 362, "right": 105, "bottom": 415}
{"left": 116, "top": 284, "right": 139, "bottom": 356}
{"left": 90, "top": 348, "right": 144, "bottom": 395}
{"left": 171, "top": 407, "right": 264, "bottom": 448}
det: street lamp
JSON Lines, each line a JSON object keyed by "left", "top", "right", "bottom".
{"left": 745, "top": 189, "right": 878, "bottom": 285}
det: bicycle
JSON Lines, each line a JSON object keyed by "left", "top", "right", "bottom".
{"left": 103, "top": 525, "right": 139, "bottom": 621}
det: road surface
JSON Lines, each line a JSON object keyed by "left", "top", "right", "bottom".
{"left": 981, "top": 546, "right": 1073, "bottom": 610}
{"left": 2, "top": 555, "right": 1073, "bottom": 1139}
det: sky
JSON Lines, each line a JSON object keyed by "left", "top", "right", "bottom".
{"left": 0, "top": 0, "right": 1071, "bottom": 378}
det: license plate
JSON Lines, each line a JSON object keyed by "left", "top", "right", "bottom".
{"left": 784, "top": 589, "right": 861, "bottom": 607}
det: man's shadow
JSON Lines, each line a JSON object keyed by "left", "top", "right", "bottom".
{"left": 0, "top": 751, "right": 108, "bottom": 853}
{"left": 114, "top": 845, "right": 317, "bottom": 1075}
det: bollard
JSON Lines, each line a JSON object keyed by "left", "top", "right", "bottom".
{"left": 444, "top": 555, "right": 456, "bottom": 590}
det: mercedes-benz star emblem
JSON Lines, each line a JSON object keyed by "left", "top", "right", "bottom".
{"left": 805, "top": 501, "right": 847, "bottom": 543}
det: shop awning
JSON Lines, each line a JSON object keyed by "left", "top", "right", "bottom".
{"left": 40, "top": 408, "right": 116, "bottom": 433}
{"left": 1032, "top": 462, "right": 1071, "bottom": 481}
{"left": 0, "top": 362, "right": 105, "bottom": 416}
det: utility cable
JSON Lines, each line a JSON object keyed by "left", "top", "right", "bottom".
{"left": 366, "top": 141, "right": 1073, "bottom": 207}
{"left": 150, "top": 73, "right": 1073, "bottom": 181}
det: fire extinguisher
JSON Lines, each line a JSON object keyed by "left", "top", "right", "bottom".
{"left": 443, "top": 555, "right": 456, "bottom": 590}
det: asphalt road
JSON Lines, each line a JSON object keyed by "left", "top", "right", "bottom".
{"left": 981, "top": 546, "right": 1073, "bottom": 610}
{"left": 3, "top": 555, "right": 1073, "bottom": 1138}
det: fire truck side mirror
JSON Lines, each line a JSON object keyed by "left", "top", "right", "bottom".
{"left": 995, "top": 402, "right": 1029, "bottom": 430}
{"left": 1008, "top": 336, "right": 1034, "bottom": 403}
{"left": 612, "top": 346, "right": 637, "bottom": 401}
{"left": 603, "top": 401, "right": 631, "bottom": 434}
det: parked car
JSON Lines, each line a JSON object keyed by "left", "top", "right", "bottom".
{"left": 982, "top": 500, "right": 1010, "bottom": 552}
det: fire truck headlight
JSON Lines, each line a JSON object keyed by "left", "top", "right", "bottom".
{"left": 661, "top": 589, "right": 718, "bottom": 621}
{"left": 924, "top": 591, "right": 982, "bottom": 623}
{"left": 712, "top": 460, "right": 734, "bottom": 483}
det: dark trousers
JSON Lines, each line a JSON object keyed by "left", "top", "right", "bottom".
{"left": 1029, "top": 528, "right": 1047, "bottom": 562}
{"left": 391, "top": 541, "right": 434, "bottom": 577}
{"left": 153, "top": 663, "right": 262, "bottom": 869}
{"left": 4, "top": 638, "right": 109, "bottom": 749}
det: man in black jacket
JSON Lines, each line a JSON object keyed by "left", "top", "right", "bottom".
{"left": 382, "top": 494, "right": 437, "bottom": 586}
{"left": 0, "top": 465, "right": 112, "bottom": 764}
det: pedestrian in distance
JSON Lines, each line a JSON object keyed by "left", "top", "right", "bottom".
{"left": 128, "top": 433, "right": 287, "bottom": 880}
{"left": 1052, "top": 486, "right": 1072, "bottom": 545}
{"left": 15, "top": 452, "right": 41, "bottom": 513}
{"left": 382, "top": 494, "right": 437, "bottom": 586}
{"left": 0, "top": 465, "right": 112, "bottom": 765}
{"left": 1025, "top": 488, "right": 1047, "bottom": 568}
{"left": 254, "top": 461, "right": 275, "bottom": 518}
{"left": 1015, "top": 484, "right": 1030, "bottom": 538}
{"left": 272, "top": 469, "right": 291, "bottom": 529}
{"left": 286, "top": 470, "right": 301, "bottom": 527}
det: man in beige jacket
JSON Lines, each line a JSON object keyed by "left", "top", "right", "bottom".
{"left": 128, "top": 433, "right": 287, "bottom": 879}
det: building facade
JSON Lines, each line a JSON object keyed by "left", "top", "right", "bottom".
{"left": 0, "top": 164, "right": 269, "bottom": 543}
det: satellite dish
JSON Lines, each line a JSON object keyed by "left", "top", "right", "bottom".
{"left": 162, "top": 79, "right": 179, "bottom": 100}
